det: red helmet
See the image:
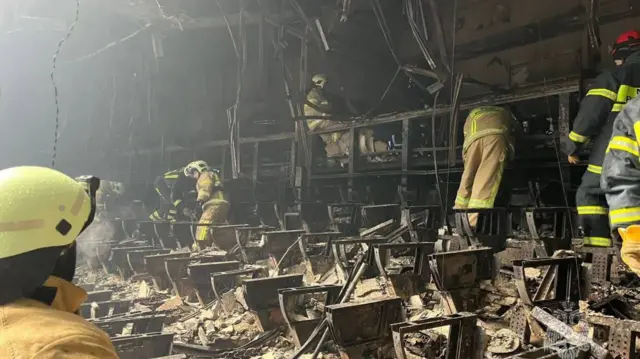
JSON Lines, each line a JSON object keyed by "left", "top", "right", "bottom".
{"left": 611, "top": 30, "right": 640, "bottom": 60}
{"left": 615, "top": 30, "right": 640, "bottom": 46}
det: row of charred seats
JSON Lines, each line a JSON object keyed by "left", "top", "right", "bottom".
{"left": 76, "top": 203, "right": 607, "bottom": 358}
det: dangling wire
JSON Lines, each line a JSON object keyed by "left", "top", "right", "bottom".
{"left": 50, "top": 0, "right": 81, "bottom": 168}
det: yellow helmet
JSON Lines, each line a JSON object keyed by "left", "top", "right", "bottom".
{"left": 0, "top": 167, "right": 93, "bottom": 259}
{"left": 312, "top": 73, "right": 328, "bottom": 88}
{"left": 184, "top": 160, "right": 210, "bottom": 177}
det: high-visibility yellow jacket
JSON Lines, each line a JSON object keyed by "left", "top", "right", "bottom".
{"left": 197, "top": 171, "right": 228, "bottom": 206}
{"left": 462, "top": 106, "right": 516, "bottom": 155}
{"left": 0, "top": 276, "right": 118, "bottom": 359}
{"left": 305, "top": 88, "right": 342, "bottom": 144}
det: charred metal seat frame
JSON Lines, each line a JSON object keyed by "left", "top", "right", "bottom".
{"left": 243, "top": 274, "right": 304, "bottom": 330}
{"left": 390, "top": 312, "right": 477, "bottom": 359}
{"left": 164, "top": 255, "right": 227, "bottom": 299}
{"left": 278, "top": 285, "right": 342, "bottom": 348}
{"left": 453, "top": 208, "right": 509, "bottom": 251}
{"left": 588, "top": 314, "right": 640, "bottom": 359}
{"left": 210, "top": 267, "right": 268, "bottom": 303}
{"left": 80, "top": 299, "right": 132, "bottom": 319}
{"left": 511, "top": 257, "right": 584, "bottom": 345}
{"left": 325, "top": 296, "right": 405, "bottom": 354}
{"left": 428, "top": 247, "right": 494, "bottom": 313}
{"left": 187, "top": 260, "right": 241, "bottom": 304}
{"left": 111, "top": 333, "right": 174, "bottom": 359}
{"left": 94, "top": 314, "right": 166, "bottom": 337}
{"left": 145, "top": 252, "right": 191, "bottom": 290}
{"left": 373, "top": 242, "right": 434, "bottom": 299}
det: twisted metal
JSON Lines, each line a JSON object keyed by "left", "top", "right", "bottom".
{"left": 51, "top": 0, "right": 81, "bottom": 168}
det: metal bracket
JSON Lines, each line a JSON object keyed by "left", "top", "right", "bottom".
{"left": 512, "top": 257, "right": 582, "bottom": 310}
{"left": 453, "top": 208, "right": 509, "bottom": 250}
{"left": 210, "top": 267, "right": 268, "bottom": 303}
{"left": 588, "top": 314, "right": 640, "bottom": 359}
{"left": 80, "top": 299, "right": 131, "bottom": 319}
{"left": 144, "top": 252, "right": 190, "bottom": 290}
{"left": 164, "top": 255, "right": 227, "bottom": 300}
{"left": 94, "top": 314, "right": 166, "bottom": 337}
{"left": 391, "top": 312, "right": 477, "bottom": 359}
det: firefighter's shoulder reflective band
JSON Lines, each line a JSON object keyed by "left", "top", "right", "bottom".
{"left": 173, "top": 199, "right": 182, "bottom": 206}
{"left": 577, "top": 206, "right": 608, "bottom": 215}
{"left": 586, "top": 88, "right": 617, "bottom": 101}
{"left": 587, "top": 164, "right": 602, "bottom": 174}
{"left": 607, "top": 136, "right": 640, "bottom": 157}
{"left": 569, "top": 131, "right": 588, "bottom": 143}
{"left": 612, "top": 103, "right": 625, "bottom": 112}
{"left": 583, "top": 237, "right": 612, "bottom": 247}
{"left": 610, "top": 207, "right": 640, "bottom": 225}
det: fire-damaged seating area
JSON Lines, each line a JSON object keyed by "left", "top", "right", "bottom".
{"left": 74, "top": 200, "right": 638, "bottom": 359}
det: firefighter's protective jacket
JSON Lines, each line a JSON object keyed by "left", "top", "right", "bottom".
{"left": 565, "top": 51, "right": 640, "bottom": 175}
{"left": 462, "top": 106, "right": 517, "bottom": 156}
{"left": 601, "top": 95, "right": 640, "bottom": 230}
{"left": 305, "top": 88, "right": 342, "bottom": 144}
{"left": 0, "top": 276, "right": 118, "bottom": 358}
{"left": 154, "top": 168, "right": 193, "bottom": 211}
{"left": 196, "top": 171, "right": 228, "bottom": 206}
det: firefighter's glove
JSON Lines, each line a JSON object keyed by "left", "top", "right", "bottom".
{"left": 619, "top": 226, "right": 640, "bottom": 276}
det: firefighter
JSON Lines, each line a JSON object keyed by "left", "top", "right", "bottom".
{"left": 563, "top": 30, "right": 640, "bottom": 248}
{"left": 0, "top": 167, "right": 117, "bottom": 358}
{"left": 454, "top": 106, "right": 520, "bottom": 227}
{"left": 601, "top": 96, "right": 640, "bottom": 274}
{"left": 183, "top": 160, "right": 229, "bottom": 251}
{"left": 149, "top": 167, "right": 195, "bottom": 222}
{"left": 304, "top": 74, "right": 387, "bottom": 159}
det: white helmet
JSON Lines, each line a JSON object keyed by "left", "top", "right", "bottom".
{"left": 184, "top": 160, "right": 210, "bottom": 177}
{"left": 312, "top": 74, "right": 328, "bottom": 88}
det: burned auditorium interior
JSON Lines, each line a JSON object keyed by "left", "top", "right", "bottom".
{"left": 3, "top": 0, "right": 640, "bottom": 358}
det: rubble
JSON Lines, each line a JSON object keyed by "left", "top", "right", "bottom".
{"left": 74, "top": 205, "right": 640, "bottom": 359}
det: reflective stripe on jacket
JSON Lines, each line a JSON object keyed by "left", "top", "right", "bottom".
{"left": 462, "top": 106, "right": 515, "bottom": 155}
{"left": 565, "top": 51, "right": 640, "bottom": 170}
{"left": 601, "top": 95, "right": 640, "bottom": 230}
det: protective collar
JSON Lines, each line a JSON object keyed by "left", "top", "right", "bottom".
{"left": 41, "top": 276, "right": 87, "bottom": 313}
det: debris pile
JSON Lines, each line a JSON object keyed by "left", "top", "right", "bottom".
{"left": 75, "top": 206, "right": 640, "bottom": 358}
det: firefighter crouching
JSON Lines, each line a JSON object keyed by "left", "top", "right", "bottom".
{"left": 184, "top": 161, "right": 229, "bottom": 251}
{"left": 304, "top": 73, "right": 387, "bottom": 159}
{"left": 454, "top": 106, "right": 520, "bottom": 228}
{"left": 601, "top": 96, "right": 640, "bottom": 275}
{"left": 0, "top": 167, "right": 118, "bottom": 358}
{"left": 150, "top": 167, "right": 194, "bottom": 222}
{"left": 563, "top": 30, "right": 640, "bottom": 248}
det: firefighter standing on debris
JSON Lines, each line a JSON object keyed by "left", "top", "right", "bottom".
{"left": 454, "top": 106, "right": 520, "bottom": 227}
{"left": 304, "top": 73, "right": 387, "bottom": 159}
{"left": 149, "top": 167, "right": 195, "bottom": 222}
{"left": 184, "top": 160, "right": 229, "bottom": 251}
{"left": 601, "top": 95, "right": 640, "bottom": 275}
{"left": 0, "top": 167, "right": 118, "bottom": 358}
{"left": 563, "top": 30, "right": 640, "bottom": 248}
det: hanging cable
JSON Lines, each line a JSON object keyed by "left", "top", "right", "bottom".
{"left": 50, "top": 0, "right": 80, "bottom": 168}
{"left": 443, "top": 0, "right": 458, "bottom": 214}
{"left": 535, "top": 21, "right": 574, "bottom": 233}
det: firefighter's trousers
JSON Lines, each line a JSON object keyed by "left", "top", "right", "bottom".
{"left": 576, "top": 170, "right": 611, "bottom": 247}
{"left": 149, "top": 196, "right": 177, "bottom": 222}
{"left": 194, "top": 201, "right": 230, "bottom": 250}
{"left": 455, "top": 135, "right": 507, "bottom": 227}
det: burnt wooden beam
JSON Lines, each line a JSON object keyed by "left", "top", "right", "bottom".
{"left": 455, "top": 5, "right": 640, "bottom": 61}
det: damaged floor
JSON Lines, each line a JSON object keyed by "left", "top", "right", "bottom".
{"left": 74, "top": 207, "right": 640, "bottom": 358}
